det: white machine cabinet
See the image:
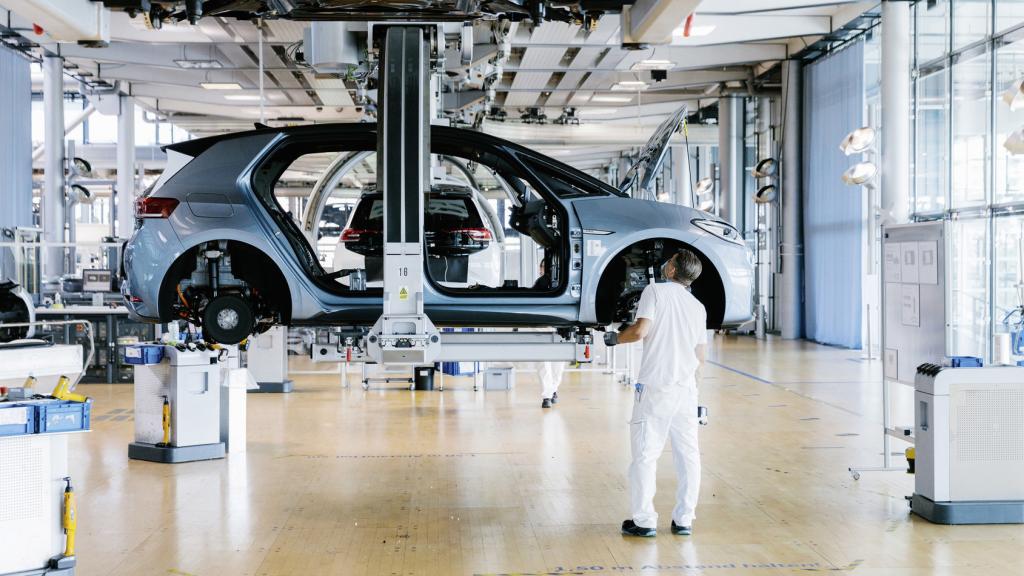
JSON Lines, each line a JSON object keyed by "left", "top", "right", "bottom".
{"left": 246, "top": 326, "right": 293, "bottom": 393}
{"left": 912, "top": 364, "right": 1024, "bottom": 524}
{"left": 129, "top": 346, "right": 237, "bottom": 463}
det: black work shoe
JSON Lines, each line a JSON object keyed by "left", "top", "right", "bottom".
{"left": 551, "top": 391, "right": 559, "bottom": 404}
{"left": 671, "top": 521, "right": 692, "bottom": 536}
{"left": 542, "top": 398, "right": 552, "bottom": 408}
{"left": 621, "top": 520, "right": 656, "bottom": 537}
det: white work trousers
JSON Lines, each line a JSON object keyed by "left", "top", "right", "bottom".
{"left": 629, "top": 381, "right": 700, "bottom": 528}
{"left": 538, "top": 361, "right": 566, "bottom": 399}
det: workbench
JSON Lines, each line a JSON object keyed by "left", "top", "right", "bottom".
{"left": 35, "top": 306, "right": 159, "bottom": 383}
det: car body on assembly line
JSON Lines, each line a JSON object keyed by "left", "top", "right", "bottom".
{"left": 121, "top": 120, "right": 753, "bottom": 344}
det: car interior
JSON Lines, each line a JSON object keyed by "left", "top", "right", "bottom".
{"left": 257, "top": 137, "right": 572, "bottom": 298}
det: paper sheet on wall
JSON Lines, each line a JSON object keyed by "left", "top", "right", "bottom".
{"left": 917, "top": 240, "right": 938, "bottom": 285}
{"left": 884, "top": 243, "right": 902, "bottom": 282}
{"left": 901, "top": 283, "right": 920, "bottom": 327}
{"left": 901, "top": 243, "right": 919, "bottom": 284}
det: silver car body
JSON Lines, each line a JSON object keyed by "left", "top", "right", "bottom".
{"left": 121, "top": 125, "right": 753, "bottom": 330}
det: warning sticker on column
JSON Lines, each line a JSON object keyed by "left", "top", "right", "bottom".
{"left": 399, "top": 287, "right": 409, "bottom": 300}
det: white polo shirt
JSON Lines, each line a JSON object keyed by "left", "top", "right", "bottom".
{"left": 634, "top": 281, "right": 708, "bottom": 388}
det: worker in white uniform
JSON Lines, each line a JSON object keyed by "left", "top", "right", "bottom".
{"left": 604, "top": 248, "right": 707, "bottom": 537}
{"left": 538, "top": 360, "right": 565, "bottom": 408}
{"left": 533, "top": 258, "right": 566, "bottom": 409}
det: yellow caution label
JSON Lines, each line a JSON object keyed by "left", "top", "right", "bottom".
{"left": 399, "top": 287, "right": 409, "bottom": 301}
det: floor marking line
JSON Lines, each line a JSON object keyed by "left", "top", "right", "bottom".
{"left": 707, "top": 360, "right": 773, "bottom": 384}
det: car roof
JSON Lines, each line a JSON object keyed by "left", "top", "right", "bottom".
{"left": 164, "top": 122, "right": 624, "bottom": 198}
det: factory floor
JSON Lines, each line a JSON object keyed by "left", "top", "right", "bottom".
{"left": 70, "top": 335, "right": 1023, "bottom": 576}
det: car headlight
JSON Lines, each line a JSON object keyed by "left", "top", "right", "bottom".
{"left": 691, "top": 218, "right": 744, "bottom": 245}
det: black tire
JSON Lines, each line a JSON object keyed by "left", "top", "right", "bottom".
{"left": 202, "top": 294, "right": 255, "bottom": 344}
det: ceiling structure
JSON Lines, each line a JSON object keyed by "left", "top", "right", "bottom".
{"left": 3, "top": 0, "right": 877, "bottom": 176}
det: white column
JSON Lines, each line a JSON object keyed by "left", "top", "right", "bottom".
{"left": 780, "top": 60, "right": 804, "bottom": 340}
{"left": 42, "top": 55, "right": 66, "bottom": 280}
{"left": 718, "top": 95, "right": 744, "bottom": 228}
{"left": 881, "top": 0, "right": 911, "bottom": 224}
{"left": 117, "top": 96, "right": 136, "bottom": 239}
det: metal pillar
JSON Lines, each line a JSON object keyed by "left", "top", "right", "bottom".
{"left": 366, "top": 25, "right": 441, "bottom": 365}
{"left": 881, "top": 0, "right": 911, "bottom": 224}
{"left": 117, "top": 96, "right": 136, "bottom": 239}
{"left": 42, "top": 55, "right": 66, "bottom": 280}
{"left": 670, "top": 145, "right": 692, "bottom": 206}
{"left": 718, "top": 95, "right": 744, "bottom": 229}
{"left": 779, "top": 60, "right": 804, "bottom": 340}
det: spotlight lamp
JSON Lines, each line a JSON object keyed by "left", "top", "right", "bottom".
{"left": 694, "top": 177, "right": 714, "bottom": 196}
{"left": 1003, "top": 78, "right": 1024, "bottom": 111}
{"left": 694, "top": 177, "right": 715, "bottom": 212}
{"left": 839, "top": 126, "right": 876, "bottom": 156}
{"left": 752, "top": 158, "right": 778, "bottom": 179}
{"left": 754, "top": 184, "right": 776, "bottom": 204}
{"left": 1005, "top": 126, "right": 1024, "bottom": 155}
{"left": 841, "top": 161, "right": 878, "bottom": 185}
{"left": 69, "top": 184, "right": 95, "bottom": 205}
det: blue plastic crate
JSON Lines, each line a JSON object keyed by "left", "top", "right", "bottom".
{"left": 36, "top": 400, "right": 91, "bottom": 433}
{"left": 0, "top": 404, "right": 36, "bottom": 437}
{"left": 949, "top": 356, "right": 983, "bottom": 368}
{"left": 124, "top": 344, "right": 164, "bottom": 365}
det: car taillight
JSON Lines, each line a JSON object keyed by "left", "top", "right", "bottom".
{"left": 453, "top": 228, "right": 492, "bottom": 241}
{"left": 340, "top": 228, "right": 371, "bottom": 242}
{"left": 136, "top": 196, "right": 179, "bottom": 219}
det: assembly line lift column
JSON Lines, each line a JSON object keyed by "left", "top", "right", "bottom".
{"left": 366, "top": 25, "right": 441, "bottom": 366}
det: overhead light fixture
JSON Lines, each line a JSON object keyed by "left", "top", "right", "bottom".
{"left": 672, "top": 24, "right": 716, "bottom": 38}
{"left": 224, "top": 94, "right": 265, "bottom": 101}
{"left": 1003, "top": 78, "right": 1024, "bottom": 111}
{"left": 752, "top": 158, "right": 778, "bottom": 179}
{"left": 200, "top": 82, "right": 242, "bottom": 90}
{"left": 590, "top": 95, "right": 632, "bottom": 103}
{"left": 578, "top": 107, "right": 619, "bottom": 116}
{"left": 754, "top": 184, "right": 777, "bottom": 204}
{"left": 612, "top": 80, "right": 648, "bottom": 91}
{"left": 632, "top": 59, "right": 675, "bottom": 71}
{"left": 174, "top": 59, "right": 222, "bottom": 69}
{"left": 842, "top": 161, "right": 878, "bottom": 185}
{"left": 839, "top": 126, "right": 876, "bottom": 155}
{"left": 1005, "top": 126, "right": 1024, "bottom": 155}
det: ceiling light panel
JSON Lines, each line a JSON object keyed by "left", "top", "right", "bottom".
{"left": 174, "top": 59, "right": 222, "bottom": 69}
{"left": 200, "top": 82, "right": 243, "bottom": 90}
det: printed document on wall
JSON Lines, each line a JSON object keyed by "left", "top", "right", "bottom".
{"left": 884, "top": 242, "right": 902, "bottom": 282}
{"left": 918, "top": 241, "right": 938, "bottom": 285}
{"left": 901, "top": 284, "right": 920, "bottom": 327}
{"left": 901, "top": 243, "right": 919, "bottom": 284}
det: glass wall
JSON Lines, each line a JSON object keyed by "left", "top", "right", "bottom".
{"left": 912, "top": 1, "right": 1024, "bottom": 361}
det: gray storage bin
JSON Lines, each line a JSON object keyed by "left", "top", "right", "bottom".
{"left": 483, "top": 366, "right": 515, "bottom": 390}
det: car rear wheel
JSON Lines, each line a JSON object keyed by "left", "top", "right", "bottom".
{"left": 203, "top": 294, "right": 255, "bottom": 344}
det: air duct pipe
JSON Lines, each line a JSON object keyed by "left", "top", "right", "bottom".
{"left": 717, "top": 95, "right": 744, "bottom": 229}
{"left": 42, "top": 55, "right": 66, "bottom": 280}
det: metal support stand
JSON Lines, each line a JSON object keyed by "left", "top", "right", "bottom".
{"left": 366, "top": 25, "right": 441, "bottom": 366}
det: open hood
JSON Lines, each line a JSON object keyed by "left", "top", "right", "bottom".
{"left": 618, "top": 104, "right": 688, "bottom": 196}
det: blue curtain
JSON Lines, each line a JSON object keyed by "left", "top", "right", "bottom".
{"left": 802, "top": 41, "right": 864, "bottom": 349}
{"left": 0, "top": 47, "right": 31, "bottom": 281}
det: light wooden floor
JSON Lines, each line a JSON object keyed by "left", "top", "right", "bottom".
{"left": 69, "top": 335, "right": 1024, "bottom": 576}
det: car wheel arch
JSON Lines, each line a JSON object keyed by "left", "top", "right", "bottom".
{"left": 157, "top": 240, "right": 293, "bottom": 327}
{"left": 589, "top": 236, "right": 727, "bottom": 329}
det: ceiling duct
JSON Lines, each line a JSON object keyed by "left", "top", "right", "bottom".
{"left": 303, "top": 22, "right": 360, "bottom": 74}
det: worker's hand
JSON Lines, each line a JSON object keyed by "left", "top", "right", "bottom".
{"left": 604, "top": 331, "right": 619, "bottom": 347}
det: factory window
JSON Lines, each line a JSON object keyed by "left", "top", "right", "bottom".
{"left": 995, "top": 33, "right": 1024, "bottom": 205}
{"left": 916, "top": 0, "right": 949, "bottom": 65}
{"left": 997, "top": 0, "right": 1024, "bottom": 35}
{"left": 951, "top": 47, "right": 991, "bottom": 209}
{"left": 994, "top": 215, "right": 1024, "bottom": 341}
{"left": 947, "top": 218, "right": 990, "bottom": 359}
{"left": 953, "top": 0, "right": 991, "bottom": 50}
{"left": 914, "top": 67, "right": 948, "bottom": 214}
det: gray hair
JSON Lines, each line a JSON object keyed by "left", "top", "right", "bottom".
{"left": 667, "top": 248, "right": 702, "bottom": 286}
